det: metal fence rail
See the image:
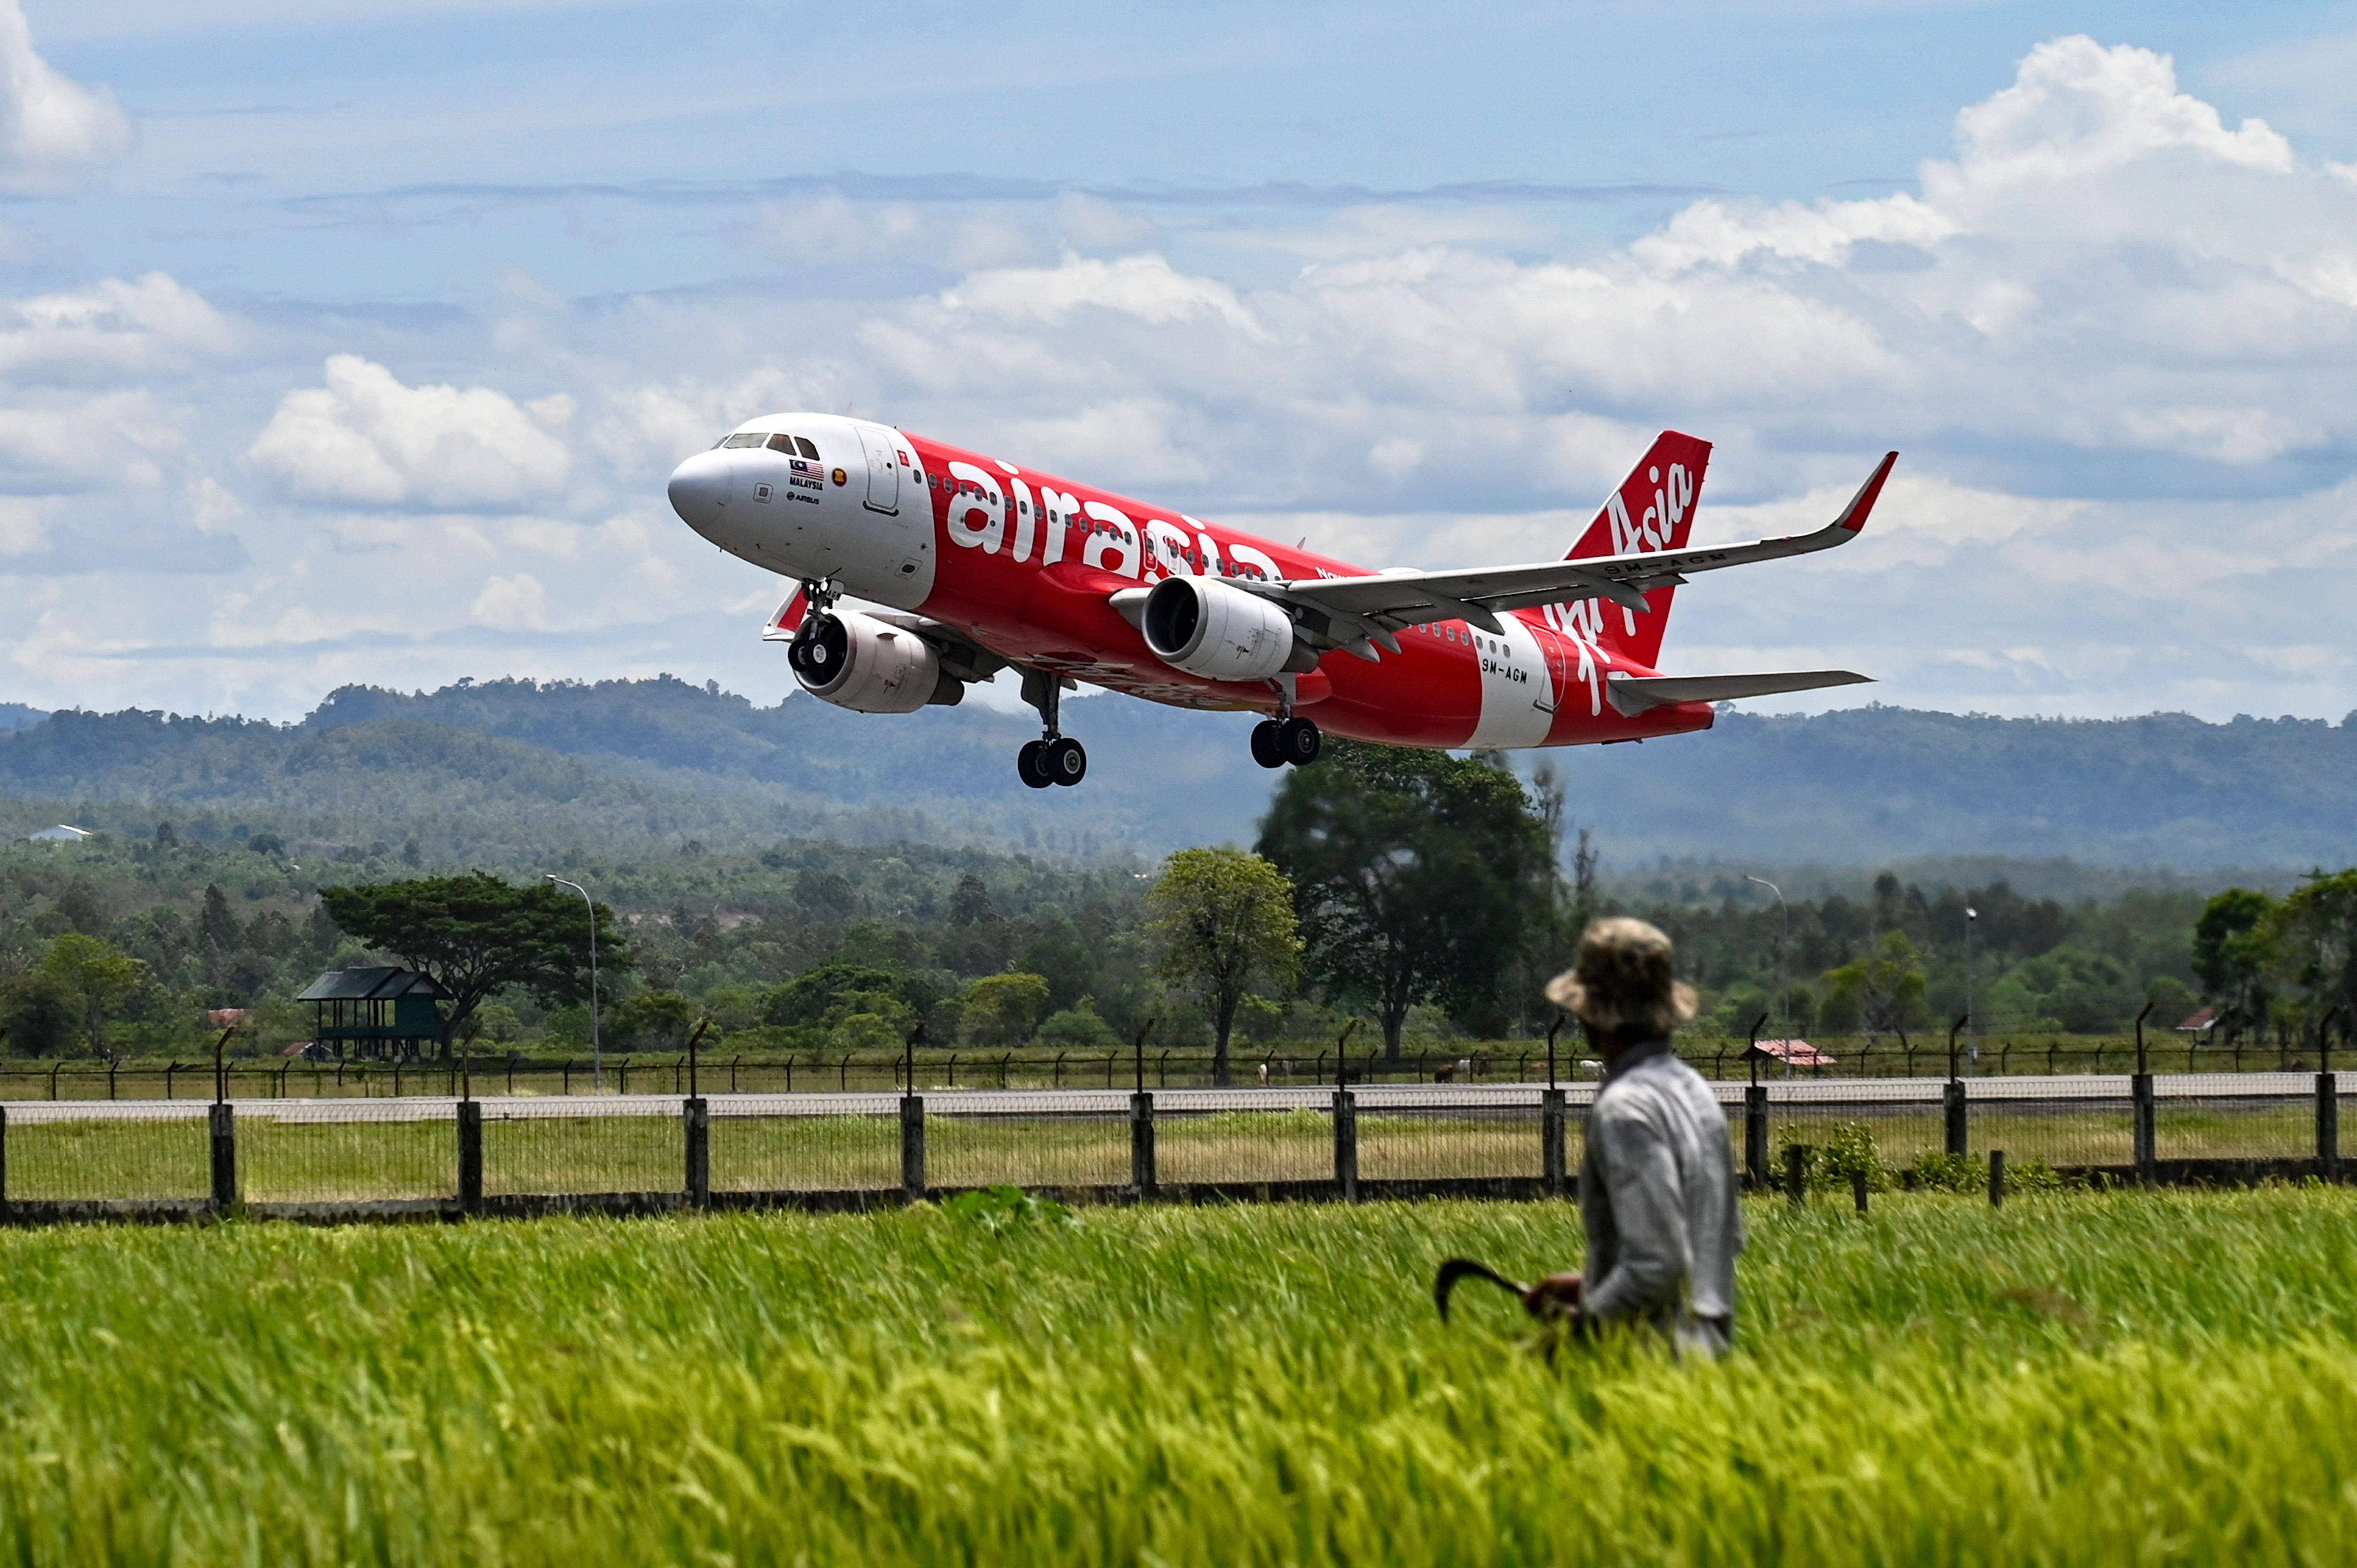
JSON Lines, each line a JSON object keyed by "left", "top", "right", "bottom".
{"left": 0, "top": 1070, "right": 2345, "bottom": 1224}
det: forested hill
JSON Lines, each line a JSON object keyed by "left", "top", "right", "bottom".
{"left": 0, "top": 678, "right": 2351, "bottom": 869}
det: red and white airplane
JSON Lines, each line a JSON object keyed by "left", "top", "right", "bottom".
{"left": 666, "top": 418, "right": 1893, "bottom": 787}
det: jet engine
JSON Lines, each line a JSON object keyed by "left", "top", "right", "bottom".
{"left": 1140, "top": 576, "right": 1313, "bottom": 682}
{"left": 788, "top": 609, "right": 962, "bottom": 713}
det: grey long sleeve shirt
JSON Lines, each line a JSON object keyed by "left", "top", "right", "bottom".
{"left": 1577, "top": 1037, "right": 1744, "bottom": 1356}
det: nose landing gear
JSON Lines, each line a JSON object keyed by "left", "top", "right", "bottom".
{"left": 1251, "top": 715, "right": 1323, "bottom": 769}
{"left": 1016, "top": 669, "right": 1088, "bottom": 788}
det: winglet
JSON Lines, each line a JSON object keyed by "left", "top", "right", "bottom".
{"left": 1834, "top": 451, "right": 1899, "bottom": 535}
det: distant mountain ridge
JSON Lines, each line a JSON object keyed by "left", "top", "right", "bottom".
{"left": 1, "top": 678, "right": 2351, "bottom": 869}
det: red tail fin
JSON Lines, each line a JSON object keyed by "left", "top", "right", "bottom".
{"left": 1564, "top": 431, "right": 1712, "bottom": 670}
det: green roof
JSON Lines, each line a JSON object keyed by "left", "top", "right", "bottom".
{"left": 296, "top": 967, "right": 447, "bottom": 1002}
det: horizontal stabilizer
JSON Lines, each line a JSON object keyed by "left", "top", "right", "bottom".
{"left": 1605, "top": 669, "right": 1870, "bottom": 717}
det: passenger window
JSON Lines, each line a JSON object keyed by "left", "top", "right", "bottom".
{"left": 797, "top": 437, "right": 820, "bottom": 459}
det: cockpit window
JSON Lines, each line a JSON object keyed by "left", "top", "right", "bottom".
{"left": 721, "top": 433, "right": 767, "bottom": 449}
{"left": 795, "top": 436, "right": 820, "bottom": 459}
{"left": 765, "top": 434, "right": 794, "bottom": 453}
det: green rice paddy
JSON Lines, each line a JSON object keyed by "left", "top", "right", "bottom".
{"left": 4, "top": 1189, "right": 2356, "bottom": 1562}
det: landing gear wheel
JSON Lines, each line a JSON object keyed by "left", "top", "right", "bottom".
{"left": 1277, "top": 717, "right": 1323, "bottom": 766}
{"left": 1250, "top": 720, "right": 1285, "bottom": 769}
{"left": 1046, "top": 736, "right": 1088, "bottom": 786}
{"left": 1016, "top": 740, "right": 1052, "bottom": 789}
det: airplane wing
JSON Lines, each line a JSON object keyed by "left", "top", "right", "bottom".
{"left": 1604, "top": 669, "right": 1870, "bottom": 716}
{"left": 1256, "top": 451, "right": 1896, "bottom": 653}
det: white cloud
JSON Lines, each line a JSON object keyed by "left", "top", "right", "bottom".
{"left": 1633, "top": 192, "right": 1954, "bottom": 272}
{"left": 1947, "top": 35, "right": 2292, "bottom": 188}
{"left": 943, "top": 253, "right": 1260, "bottom": 332}
{"left": 0, "top": 273, "right": 233, "bottom": 383}
{"left": 0, "top": 494, "right": 44, "bottom": 555}
{"left": 470, "top": 572, "right": 548, "bottom": 630}
{"left": 247, "top": 355, "right": 573, "bottom": 509}
{"left": 0, "top": 0, "right": 130, "bottom": 189}
{"left": 0, "top": 389, "right": 180, "bottom": 489}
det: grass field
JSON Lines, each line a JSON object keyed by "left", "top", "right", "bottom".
{"left": 5, "top": 1189, "right": 2357, "bottom": 1562}
{"left": 2, "top": 1099, "right": 2333, "bottom": 1203}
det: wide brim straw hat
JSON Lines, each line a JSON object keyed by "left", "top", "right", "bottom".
{"left": 1546, "top": 916, "right": 1698, "bottom": 1037}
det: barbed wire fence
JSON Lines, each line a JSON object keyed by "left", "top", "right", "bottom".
{"left": 1, "top": 1020, "right": 2338, "bottom": 1104}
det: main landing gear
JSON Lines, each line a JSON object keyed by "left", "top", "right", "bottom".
{"left": 1018, "top": 735, "right": 1087, "bottom": 789}
{"left": 1016, "top": 668, "right": 1087, "bottom": 789}
{"left": 1250, "top": 715, "right": 1323, "bottom": 769}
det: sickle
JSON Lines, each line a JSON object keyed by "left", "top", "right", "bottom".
{"left": 1434, "top": 1257, "right": 1530, "bottom": 1323}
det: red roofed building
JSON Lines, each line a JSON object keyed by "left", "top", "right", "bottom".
{"left": 1744, "top": 1039, "right": 1837, "bottom": 1072}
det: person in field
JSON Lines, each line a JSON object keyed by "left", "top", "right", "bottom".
{"left": 1528, "top": 917, "right": 1743, "bottom": 1358}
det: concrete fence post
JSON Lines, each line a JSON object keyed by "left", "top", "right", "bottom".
{"left": 1989, "top": 1148, "right": 2007, "bottom": 1209}
{"left": 208, "top": 1103, "right": 237, "bottom": 1210}
{"left": 1333, "top": 1090, "right": 1358, "bottom": 1202}
{"left": 684, "top": 1097, "right": 710, "bottom": 1209}
{"left": 1541, "top": 1088, "right": 1568, "bottom": 1198}
{"left": 2132, "top": 1072, "right": 2157, "bottom": 1185}
{"left": 900, "top": 1095, "right": 925, "bottom": 1200}
{"left": 1852, "top": 1169, "right": 1869, "bottom": 1215}
{"left": 457, "top": 1100, "right": 482, "bottom": 1214}
{"left": 1744, "top": 1086, "right": 1769, "bottom": 1188}
{"left": 1784, "top": 1143, "right": 1806, "bottom": 1207}
{"left": 2318, "top": 1072, "right": 2339, "bottom": 1181}
{"left": 1943, "top": 1079, "right": 1968, "bottom": 1158}
{"left": 0, "top": 1104, "right": 8, "bottom": 1218}
{"left": 1130, "top": 1091, "right": 1156, "bottom": 1197}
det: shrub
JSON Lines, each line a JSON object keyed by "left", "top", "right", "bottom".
{"left": 1776, "top": 1121, "right": 1892, "bottom": 1194}
{"left": 1905, "top": 1151, "right": 2064, "bottom": 1193}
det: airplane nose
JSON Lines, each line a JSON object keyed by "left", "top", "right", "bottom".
{"left": 667, "top": 451, "right": 733, "bottom": 533}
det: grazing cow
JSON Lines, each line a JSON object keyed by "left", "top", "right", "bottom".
{"left": 1257, "top": 1062, "right": 1270, "bottom": 1084}
{"left": 1434, "top": 1062, "right": 1457, "bottom": 1083}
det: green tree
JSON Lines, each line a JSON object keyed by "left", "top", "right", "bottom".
{"left": 2193, "top": 888, "right": 2277, "bottom": 1046}
{"left": 763, "top": 962, "right": 935, "bottom": 1028}
{"left": 318, "top": 872, "right": 631, "bottom": 1054}
{"left": 0, "top": 971, "right": 77, "bottom": 1057}
{"left": 198, "top": 883, "right": 241, "bottom": 959}
{"left": 813, "top": 984, "right": 917, "bottom": 1052}
{"left": 39, "top": 934, "right": 145, "bottom": 1058}
{"left": 611, "top": 989, "right": 694, "bottom": 1052}
{"left": 1819, "top": 932, "right": 1930, "bottom": 1045}
{"left": 472, "top": 1002, "right": 525, "bottom": 1046}
{"left": 1036, "top": 996, "right": 1121, "bottom": 1050}
{"left": 962, "top": 972, "right": 1051, "bottom": 1047}
{"left": 1256, "top": 741, "right": 1550, "bottom": 1060}
{"left": 1144, "top": 848, "right": 1301, "bottom": 1085}
{"left": 2266, "top": 869, "right": 2357, "bottom": 1037}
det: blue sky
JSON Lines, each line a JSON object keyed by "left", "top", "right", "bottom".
{"left": 4, "top": 1, "right": 2357, "bottom": 722}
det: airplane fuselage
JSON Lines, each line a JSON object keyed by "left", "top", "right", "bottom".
{"left": 667, "top": 412, "right": 1715, "bottom": 752}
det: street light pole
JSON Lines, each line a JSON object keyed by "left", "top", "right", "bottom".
{"left": 1965, "top": 906, "right": 1979, "bottom": 1077}
{"left": 1746, "top": 877, "right": 1790, "bottom": 1080}
{"left": 546, "top": 875, "right": 602, "bottom": 1092}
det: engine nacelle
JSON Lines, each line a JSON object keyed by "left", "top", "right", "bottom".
{"left": 790, "top": 610, "right": 960, "bottom": 713}
{"left": 1140, "top": 576, "right": 1306, "bottom": 682}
